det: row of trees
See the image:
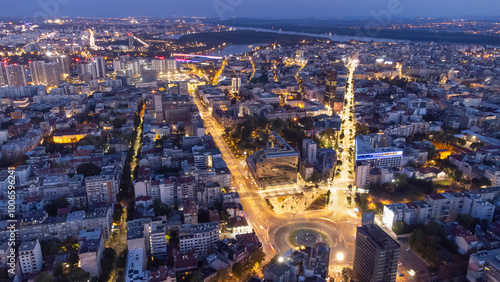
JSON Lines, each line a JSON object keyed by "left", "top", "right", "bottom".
{"left": 355, "top": 123, "right": 379, "bottom": 136}
{"left": 369, "top": 174, "right": 435, "bottom": 196}
{"left": 408, "top": 221, "right": 458, "bottom": 271}
{"left": 224, "top": 116, "right": 315, "bottom": 155}
{"left": 230, "top": 249, "right": 267, "bottom": 280}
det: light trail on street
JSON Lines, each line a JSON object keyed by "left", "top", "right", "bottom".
{"left": 191, "top": 60, "right": 360, "bottom": 275}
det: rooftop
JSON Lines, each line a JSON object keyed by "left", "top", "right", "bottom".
{"left": 19, "top": 240, "right": 39, "bottom": 252}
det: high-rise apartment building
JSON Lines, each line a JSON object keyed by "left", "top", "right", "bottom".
{"left": 325, "top": 69, "right": 338, "bottom": 108}
{"left": 232, "top": 77, "right": 241, "bottom": 93}
{"left": 153, "top": 93, "right": 163, "bottom": 123}
{"left": 148, "top": 221, "right": 167, "bottom": 261}
{"left": 113, "top": 59, "right": 124, "bottom": 74}
{"left": 90, "top": 56, "right": 106, "bottom": 79}
{"left": 30, "top": 61, "right": 61, "bottom": 86}
{"left": 0, "top": 62, "right": 6, "bottom": 86}
{"left": 302, "top": 139, "right": 317, "bottom": 164}
{"left": 151, "top": 58, "right": 177, "bottom": 74}
{"left": 165, "top": 58, "right": 177, "bottom": 73}
{"left": 29, "top": 61, "right": 46, "bottom": 85}
{"left": 55, "top": 54, "right": 71, "bottom": 77}
{"left": 5, "top": 64, "right": 27, "bottom": 87}
{"left": 353, "top": 224, "right": 400, "bottom": 282}
{"left": 44, "top": 63, "right": 61, "bottom": 87}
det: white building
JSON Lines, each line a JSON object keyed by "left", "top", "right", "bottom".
{"left": 148, "top": 221, "right": 167, "bottom": 261}
{"left": 4, "top": 64, "right": 27, "bottom": 87}
{"left": 485, "top": 168, "right": 500, "bottom": 187}
{"left": 470, "top": 199, "right": 495, "bottom": 223}
{"left": 44, "top": 63, "right": 61, "bottom": 87}
{"left": 85, "top": 174, "right": 119, "bottom": 207}
{"left": 425, "top": 193, "right": 462, "bottom": 221}
{"left": 467, "top": 250, "right": 500, "bottom": 281}
{"left": 159, "top": 179, "right": 175, "bottom": 208}
{"left": 232, "top": 77, "right": 241, "bottom": 93}
{"left": 383, "top": 189, "right": 499, "bottom": 231}
{"left": 90, "top": 56, "right": 106, "bottom": 79}
{"left": 18, "top": 240, "right": 43, "bottom": 275}
{"left": 355, "top": 164, "right": 370, "bottom": 189}
{"left": 302, "top": 139, "right": 317, "bottom": 164}
{"left": 78, "top": 228, "right": 104, "bottom": 277}
{"left": 165, "top": 59, "right": 177, "bottom": 73}
{"left": 125, "top": 248, "right": 148, "bottom": 282}
{"left": 179, "top": 222, "right": 219, "bottom": 261}
{"left": 355, "top": 135, "right": 403, "bottom": 169}
{"left": 0, "top": 130, "right": 8, "bottom": 144}
{"left": 153, "top": 94, "right": 163, "bottom": 123}
{"left": 382, "top": 201, "right": 431, "bottom": 230}
{"left": 253, "top": 92, "right": 280, "bottom": 104}
{"left": 227, "top": 216, "right": 252, "bottom": 237}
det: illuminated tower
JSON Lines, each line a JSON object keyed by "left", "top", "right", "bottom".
{"left": 43, "top": 63, "right": 61, "bottom": 87}
{"left": 325, "top": 69, "right": 337, "bottom": 108}
{"left": 56, "top": 54, "right": 71, "bottom": 78}
{"left": 231, "top": 76, "right": 241, "bottom": 93}
{"left": 29, "top": 61, "right": 46, "bottom": 85}
{"left": 89, "top": 29, "right": 96, "bottom": 50}
{"left": 154, "top": 93, "right": 163, "bottom": 123}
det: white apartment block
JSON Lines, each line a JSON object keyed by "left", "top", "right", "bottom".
{"left": 85, "top": 174, "right": 118, "bottom": 207}
{"left": 159, "top": 179, "right": 175, "bottom": 207}
{"left": 179, "top": 222, "right": 219, "bottom": 261}
{"left": 382, "top": 201, "right": 431, "bottom": 230}
{"left": 383, "top": 189, "right": 500, "bottom": 230}
{"left": 18, "top": 240, "right": 43, "bottom": 275}
{"left": 302, "top": 139, "right": 317, "bottom": 164}
{"left": 149, "top": 221, "right": 167, "bottom": 261}
{"left": 125, "top": 248, "right": 148, "bottom": 282}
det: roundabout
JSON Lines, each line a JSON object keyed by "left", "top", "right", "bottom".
{"left": 269, "top": 218, "right": 344, "bottom": 255}
{"left": 291, "top": 229, "right": 327, "bottom": 247}
{"left": 267, "top": 217, "right": 357, "bottom": 277}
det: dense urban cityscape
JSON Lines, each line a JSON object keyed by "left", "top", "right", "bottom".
{"left": 0, "top": 3, "right": 500, "bottom": 282}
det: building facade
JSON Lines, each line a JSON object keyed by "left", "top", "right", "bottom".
{"left": 353, "top": 224, "right": 400, "bottom": 282}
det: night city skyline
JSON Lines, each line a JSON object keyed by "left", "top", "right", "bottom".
{"left": 1, "top": 2, "right": 500, "bottom": 282}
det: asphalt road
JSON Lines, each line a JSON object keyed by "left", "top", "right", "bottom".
{"left": 192, "top": 66, "right": 360, "bottom": 277}
{"left": 396, "top": 238, "right": 438, "bottom": 282}
{"left": 269, "top": 218, "right": 355, "bottom": 274}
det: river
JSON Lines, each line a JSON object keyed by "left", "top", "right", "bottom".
{"left": 231, "top": 27, "right": 401, "bottom": 43}
{"left": 203, "top": 26, "right": 401, "bottom": 58}
{"left": 207, "top": 44, "right": 264, "bottom": 57}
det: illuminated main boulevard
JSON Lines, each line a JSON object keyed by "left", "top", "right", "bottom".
{"left": 192, "top": 57, "right": 360, "bottom": 277}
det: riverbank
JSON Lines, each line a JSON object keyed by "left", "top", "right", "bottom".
{"left": 206, "top": 18, "right": 500, "bottom": 45}
{"left": 176, "top": 30, "right": 325, "bottom": 48}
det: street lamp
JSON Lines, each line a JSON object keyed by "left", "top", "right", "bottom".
{"left": 336, "top": 252, "right": 344, "bottom": 261}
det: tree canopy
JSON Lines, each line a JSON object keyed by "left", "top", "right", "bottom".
{"left": 76, "top": 162, "right": 102, "bottom": 177}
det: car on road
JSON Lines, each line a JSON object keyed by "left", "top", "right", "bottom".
{"left": 406, "top": 248, "right": 411, "bottom": 252}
